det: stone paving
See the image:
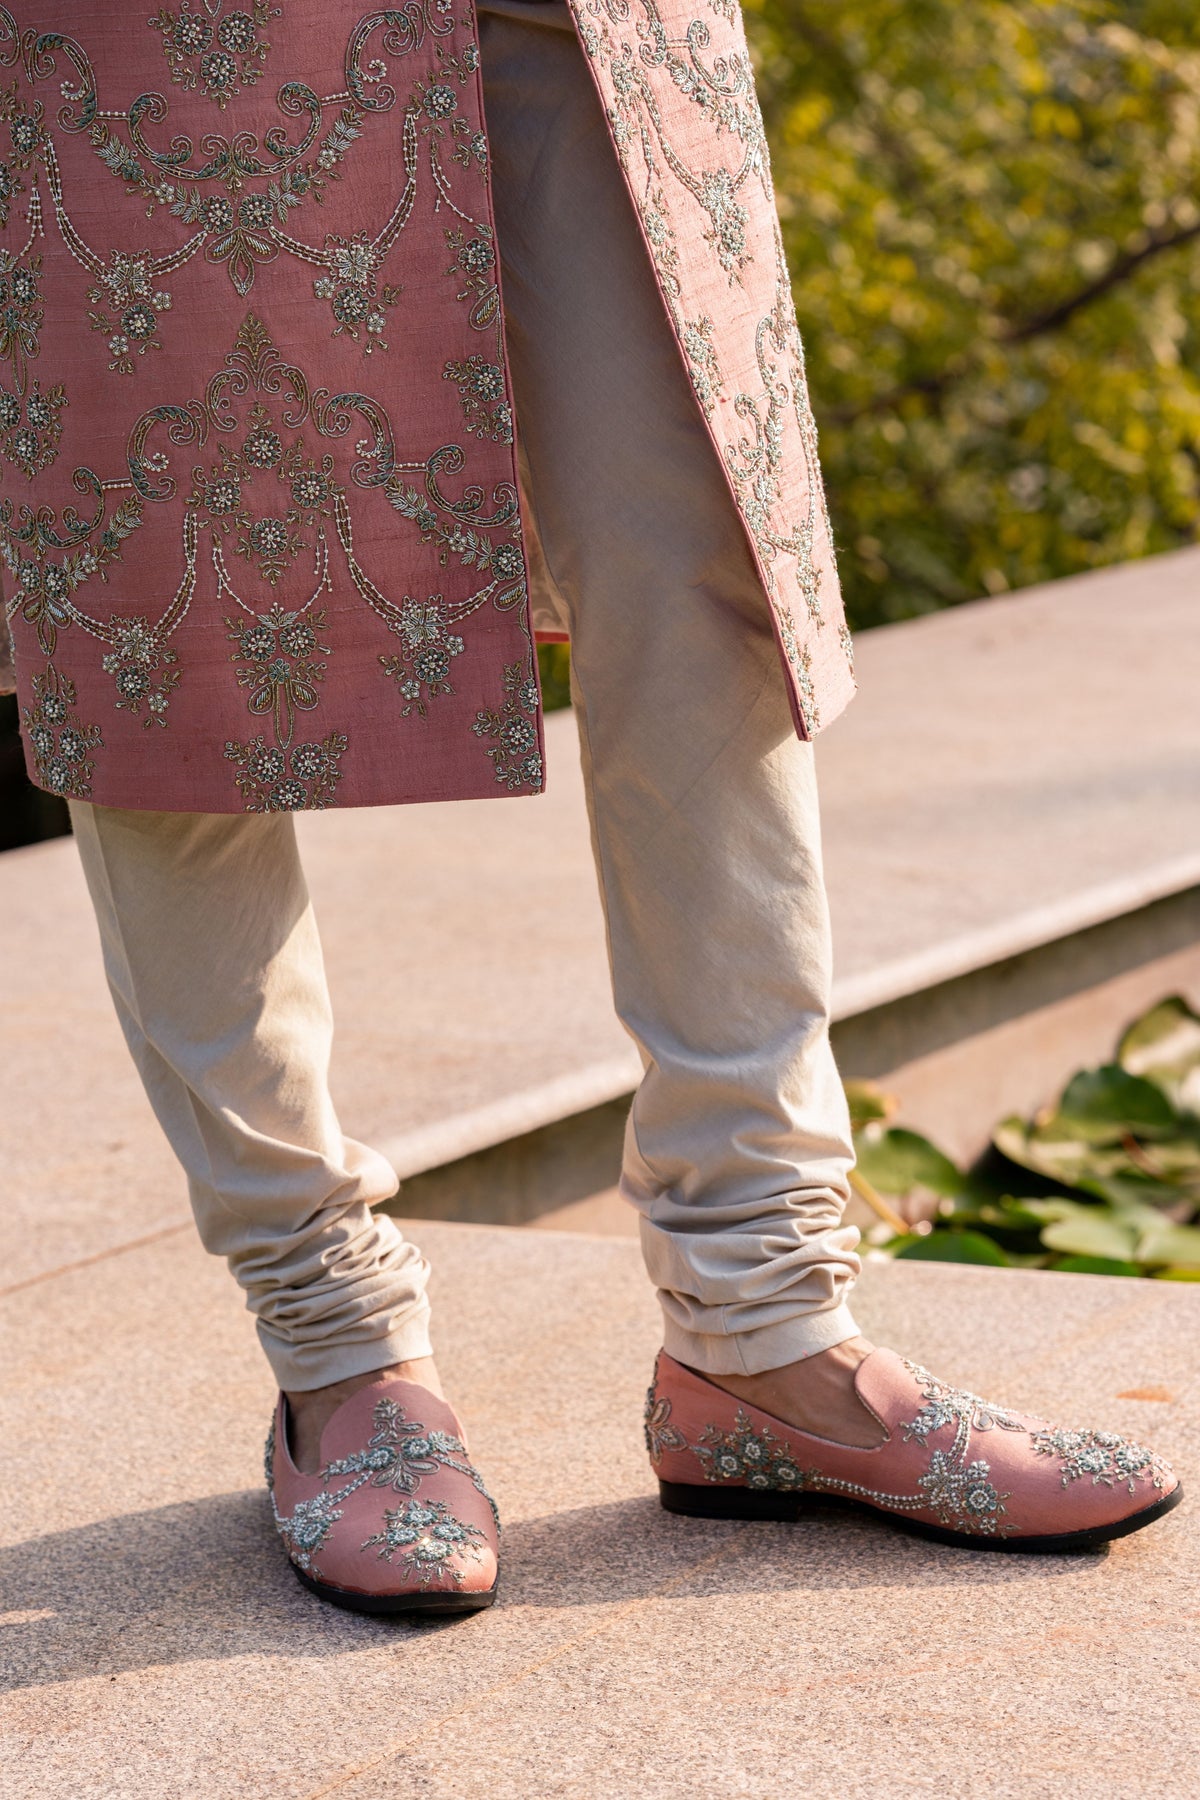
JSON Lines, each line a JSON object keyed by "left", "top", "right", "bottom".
{"left": 2, "top": 1218, "right": 1196, "bottom": 1799}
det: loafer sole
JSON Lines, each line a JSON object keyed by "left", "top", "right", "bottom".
{"left": 659, "top": 1476, "right": 1183, "bottom": 1553}
{"left": 291, "top": 1563, "right": 498, "bottom": 1615}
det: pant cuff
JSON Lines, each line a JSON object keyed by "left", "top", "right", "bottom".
{"left": 257, "top": 1299, "right": 434, "bottom": 1392}
{"left": 661, "top": 1298, "right": 860, "bottom": 1378}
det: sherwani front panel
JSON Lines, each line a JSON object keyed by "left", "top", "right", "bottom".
{"left": 1, "top": 0, "right": 854, "bottom": 814}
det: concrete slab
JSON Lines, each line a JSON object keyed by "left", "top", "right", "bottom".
{"left": 1, "top": 1222, "right": 1196, "bottom": 1798}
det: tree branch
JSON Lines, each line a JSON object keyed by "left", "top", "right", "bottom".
{"left": 828, "top": 217, "right": 1200, "bottom": 427}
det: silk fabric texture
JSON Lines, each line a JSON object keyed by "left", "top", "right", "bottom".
{"left": 1, "top": 0, "right": 854, "bottom": 812}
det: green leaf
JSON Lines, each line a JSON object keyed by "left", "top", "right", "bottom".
{"left": 1056, "top": 1066, "right": 1179, "bottom": 1144}
{"left": 992, "top": 1116, "right": 1130, "bottom": 1187}
{"left": 894, "top": 1230, "right": 1010, "bottom": 1266}
{"left": 1118, "top": 996, "right": 1200, "bottom": 1111}
{"left": 1038, "top": 1214, "right": 1140, "bottom": 1261}
{"left": 1074, "top": 1171, "right": 1188, "bottom": 1211}
{"left": 853, "top": 1128, "right": 967, "bottom": 1200}
{"left": 1152, "top": 1268, "right": 1200, "bottom": 1283}
{"left": 844, "top": 1079, "right": 897, "bottom": 1134}
{"left": 1135, "top": 1222, "right": 1200, "bottom": 1270}
{"left": 1049, "top": 1255, "right": 1142, "bottom": 1277}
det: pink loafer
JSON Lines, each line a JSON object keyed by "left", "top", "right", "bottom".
{"left": 646, "top": 1350, "right": 1182, "bottom": 1552}
{"left": 266, "top": 1377, "right": 499, "bottom": 1614}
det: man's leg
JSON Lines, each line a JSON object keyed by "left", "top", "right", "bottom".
{"left": 68, "top": 801, "right": 439, "bottom": 1465}
{"left": 480, "top": 6, "right": 878, "bottom": 1441}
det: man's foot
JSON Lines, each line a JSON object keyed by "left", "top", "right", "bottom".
{"left": 284, "top": 1357, "right": 443, "bottom": 1473}
{"left": 268, "top": 1368, "right": 499, "bottom": 1615}
{"left": 704, "top": 1336, "right": 884, "bottom": 1447}
{"left": 645, "top": 1348, "right": 1182, "bottom": 1551}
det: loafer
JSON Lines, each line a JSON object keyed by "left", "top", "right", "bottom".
{"left": 266, "top": 1377, "right": 499, "bottom": 1614}
{"left": 646, "top": 1349, "right": 1182, "bottom": 1552}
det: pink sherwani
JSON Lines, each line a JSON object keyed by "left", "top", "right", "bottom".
{"left": 0, "top": 0, "right": 853, "bottom": 812}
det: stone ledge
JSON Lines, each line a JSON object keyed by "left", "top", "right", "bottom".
{"left": 4, "top": 548, "right": 1198, "bottom": 1273}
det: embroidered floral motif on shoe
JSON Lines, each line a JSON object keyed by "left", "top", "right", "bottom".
{"left": 323, "top": 1395, "right": 478, "bottom": 1498}
{"left": 273, "top": 1490, "right": 343, "bottom": 1577}
{"left": 1030, "top": 1428, "right": 1169, "bottom": 1495}
{"left": 361, "top": 1498, "right": 485, "bottom": 1588}
{"left": 694, "top": 1411, "right": 805, "bottom": 1491}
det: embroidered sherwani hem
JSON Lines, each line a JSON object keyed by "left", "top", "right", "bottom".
{"left": 0, "top": 0, "right": 854, "bottom": 813}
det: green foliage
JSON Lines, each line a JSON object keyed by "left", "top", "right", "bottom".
{"left": 536, "top": 643, "right": 572, "bottom": 712}
{"left": 852, "top": 993, "right": 1200, "bottom": 1277}
{"left": 745, "top": 0, "right": 1200, "bottom": 628}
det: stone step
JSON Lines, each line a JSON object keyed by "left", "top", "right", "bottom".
{"left": 3, "top": 548, "right": 1198, "bottom": 1270}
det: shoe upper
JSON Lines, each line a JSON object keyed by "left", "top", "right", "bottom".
{"left": 646, "top": 1349, "right": 1179, "bottom": 1542}
{"left": 267, "top": 1378, "right": 499, "bottom": 1598}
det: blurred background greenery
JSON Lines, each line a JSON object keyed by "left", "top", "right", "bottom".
{"left": 747, "top": 0, "right": 1200, "bottom": 628}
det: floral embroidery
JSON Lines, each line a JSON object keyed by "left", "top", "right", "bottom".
{"left": 668, "top": 1357, "right": 1173, "bottom": 1538}
{"left": 378, "top": 594, "right": 465, "bottom": 717}
{"left": 0, "top": 249, "right": 42, "bottom": 389}
{"left": 643, "top": 1389, "right": 686, "bottom": 1464}
{"left": 312, "top": 233, "right": 402, "bottom": 354}
{"left": 323, "top": 1396, "right": 478, "bottom": 1498}
{"left": 273, "top": 1489, "right": 344, "bottom": 1578}
{"left": 570, "top": 0, "right": 854, "bottom": 731}
{"left": 914, "top": 1452, "right": 1007, "bottom": 1533}
{"left": 20, "top": 661, "right": 102, "bottom": 796}
{"left": 266, "top": 1395, "right": 497, "bottom": 1584}
{"left": 1031, "top": 1428, "right": 1170, "bottom": 1495}
{"left": 442, "top": 355, "right": 512, "bottom": 444}
{"left": 225, "top": 728, "right": 347, "bottom": 811}
{"left": 227, "top": 603, "right": 330, "bottom": 744}
{"left": 85, "top": 251, "right": 175, "bottom": 374}
{"left": 3, "top": 486, "right": 143, "bottom": 657}
{"left": 473, "top": 660, "right": 543, "bottom": 792}
{"left": 362, "top": 1498, "right": 486, "bottom": 1588}
{"left": 0, "top": 377, "right": 63, "bottom": 477}
{"left": 1, "top": 6, "right": 541, "bottom": 812}
{"left": 150, "top": 2, "right": 279, "bottom": 110}
{"left": 695, "top": 1411, "right": 805, "bottom": 1491}
{"left": 102, "top": 616, "right": 180, "bottom": 727}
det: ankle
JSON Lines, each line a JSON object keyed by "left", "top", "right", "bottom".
{"left": 283, "top": 1356, "right": 443, "bottom": 1474}
{"left": 704, "top": 1337, "right": 885, "bottom": 1449}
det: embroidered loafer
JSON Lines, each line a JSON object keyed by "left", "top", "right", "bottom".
{"left": 266, "top": 1377, "right": 499, "bottom": 1614}
{"left": 646, "top": 1350, "right": 1182, "bottom": 1552}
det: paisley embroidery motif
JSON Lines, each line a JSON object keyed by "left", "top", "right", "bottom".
{"left": 643, "top": 1389, "right": 686, "bottom": 1463}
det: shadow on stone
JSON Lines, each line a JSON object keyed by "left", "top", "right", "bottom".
{"left": 0, "top": 1489, "right": 1100, "bottom": 1694}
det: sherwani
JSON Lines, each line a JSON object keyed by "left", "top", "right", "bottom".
{"left": 7, "top": 0, "right": 863, "bottom": 1389}
{"left": 0, "top": 0, "right": 853, "bottom": 812}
